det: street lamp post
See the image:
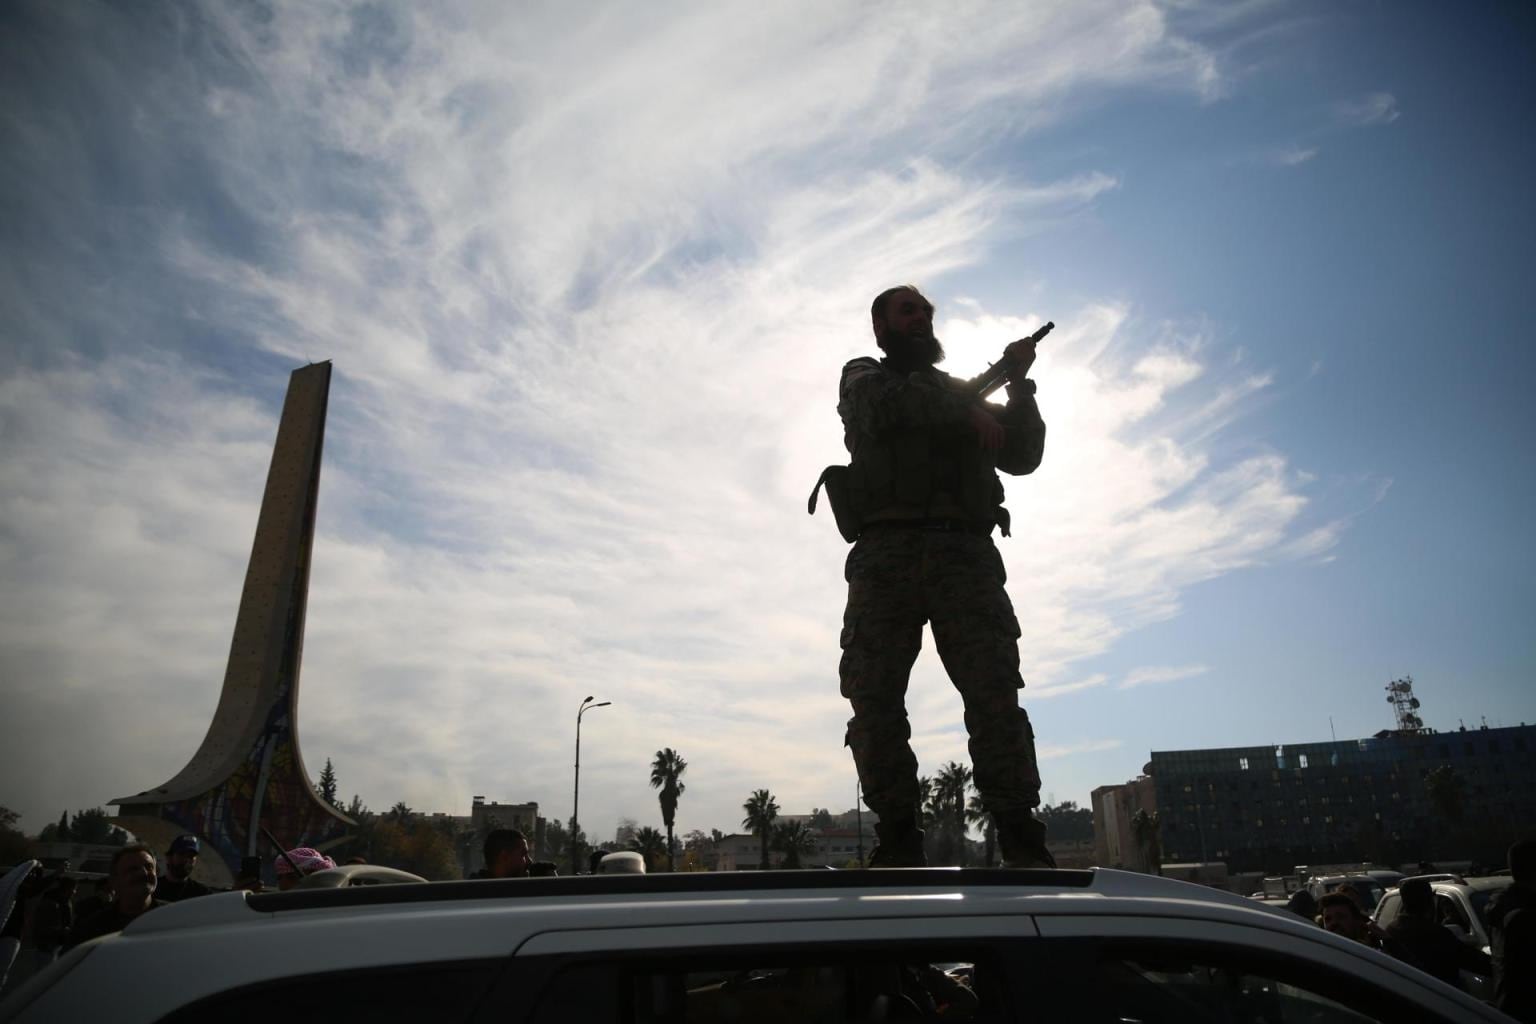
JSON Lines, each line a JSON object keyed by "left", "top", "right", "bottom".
{"left": 571, "top": 695, "right": 611, "bottom": 874}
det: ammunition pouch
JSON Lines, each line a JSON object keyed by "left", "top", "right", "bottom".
{"left": 808, "top": 465, "right": 861, "bottom": 543}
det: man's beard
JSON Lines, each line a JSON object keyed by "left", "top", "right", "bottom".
{"left": 878, "top": 326, "right": 945, "bottom": 372}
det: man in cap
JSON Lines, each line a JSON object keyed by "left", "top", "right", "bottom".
{"left": 156, "top": 834, "right": 216, "bottom": 902}
{"left": 835, "top": 285, "right": 1053, "bottom": 868}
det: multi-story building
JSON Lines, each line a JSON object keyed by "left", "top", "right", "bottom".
{"left": 1148, "top": 724, "right": 1536, "bottom": 873}
{"left": 1090, "top": 773, "right": 1157, "bottom": 871}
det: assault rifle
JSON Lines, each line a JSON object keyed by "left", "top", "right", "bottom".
{"left": 970, "top": 321, "right": 1054, "bottom": 400}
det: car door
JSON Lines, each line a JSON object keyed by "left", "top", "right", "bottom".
{"left": 484, "top": 915, "right": 1046, "bottom": 1023}
{"left": 1031, "top": 913, "right": 1501, "bottom": 1023}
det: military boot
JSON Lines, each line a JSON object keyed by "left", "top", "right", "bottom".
{"left": 868, "top": 819, "right": 927, "bottom": 868}
{"left": 997, "top": 815, "right": 1056, "bottom": 869}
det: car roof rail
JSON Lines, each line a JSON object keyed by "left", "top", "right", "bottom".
{"left": 246, "top": 867, "right": 1101, "bottom": 913}
{"left": 1399, "top": 873, "right": 1468, "bottom": 887}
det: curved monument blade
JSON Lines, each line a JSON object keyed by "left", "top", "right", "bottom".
{"left": 114, "top": 363, "right": 353, "bottom": 877}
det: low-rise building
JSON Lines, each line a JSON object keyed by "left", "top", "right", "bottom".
{"left": 1091, "top": 773, "right": 1156, "bottom": 872}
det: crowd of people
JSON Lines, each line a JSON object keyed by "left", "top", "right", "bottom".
{"left": 3, "top": 832, "right": 1532, "bottom": 1019}
{"left": 1275, "top": 838, "right": 1533, "bottom": 1020}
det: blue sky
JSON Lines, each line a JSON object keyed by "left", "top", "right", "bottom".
{"left": 1, "top": 1, "right": 1531, "bottom": 844}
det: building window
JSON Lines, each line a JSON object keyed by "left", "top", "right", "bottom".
{"left": 1299, "top": 754, "right": 1309, "bottom": 768}
{"left": 1302, "top": 817, "right": 1310, "bottom": 825}
{"left": 1239, "top": 757, "right": 1249, "bottom": 770}
{"left": 1324, "top": 816, "right": 1334, "bottom": 825}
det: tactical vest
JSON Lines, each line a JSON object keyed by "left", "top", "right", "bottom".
{"left": 847, "top": 422, "right": 1007, "bottom": 529}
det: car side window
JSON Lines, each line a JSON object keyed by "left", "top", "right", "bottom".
{"left": 1436, "top": 892, "right": 1473, "bottom": 932}
{"left": 1082, "top": 941, "right": 1450, "bottom": 1024}
{"left": 515, "top": 944, "right": 1005, "bottom": 1024}
{"left": 1373, "top": 892, "right": 1401, "bottom": 928}
{"left": 157, "top": 960, "right": 503, "bottom": 1024}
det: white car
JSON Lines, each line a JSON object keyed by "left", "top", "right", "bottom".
{"left": 0, "top": 868, "right": 1508, "bottom": 1023}
{"left": 1373, "top": 874, "right": 1514, "bottom": 1002}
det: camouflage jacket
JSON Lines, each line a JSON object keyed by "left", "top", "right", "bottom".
{"left": 837, "top": 356, "right": 1045, "bottom": 525}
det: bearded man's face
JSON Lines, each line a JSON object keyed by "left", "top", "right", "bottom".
{"left": 874, "top": 289, "right": 944, "bottom": 368}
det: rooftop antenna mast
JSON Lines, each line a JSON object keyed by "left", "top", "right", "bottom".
{"left": 1384, "top": 676, "right": 1424, "bottom": 734}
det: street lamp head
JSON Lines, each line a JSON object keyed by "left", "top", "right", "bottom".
{"left": 582, "top": 695, "right": 594, "bottom": 704}
{"left": 593, "top": 701, "right": 612, "bottom": 708}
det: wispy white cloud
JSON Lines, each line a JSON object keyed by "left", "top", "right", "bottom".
{"left": 1039, "top": 738, "right": 1124, "bottom": 760}
{"left": 1275, "top": 144, "right": 1319, "bottom": 166}
{"left": 1335, "top": 91, "right": 1401, "bottom": 126}
{"left": 1120, "top": 664, "right": 1211, "bottom": 690}
{"left": 0, "top": 2, "right": 1346, "bottom": 840}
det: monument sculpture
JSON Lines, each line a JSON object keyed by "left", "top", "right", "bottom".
{"left": 114, "top": 363, "right": 352, "bottom": 882}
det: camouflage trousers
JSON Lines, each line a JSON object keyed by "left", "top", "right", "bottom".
{"left": 840, "top": 527, "right": 1043, "bottom": 825}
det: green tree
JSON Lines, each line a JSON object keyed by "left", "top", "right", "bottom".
{"left": 916, "top": 775, "right": 935, "bottom": 830}
{"left": 967, "top": 795, "right": 997, "bottom": 867}
{"left": 367, "top": 818, "right": 462, "bottom": 880}
{"left": 317, "top": 758, "right": 339, "bottom": 808}
{"left": 1036, "top": 801, "right": 1094, "bottom": 842}
{"left": 742, "top": 789, "right": 780, "bottom": 870}
{"left": 933, "top": 762, "right": 974, "bottom": 866}
{"left": 773, "top": 820, "right": 818, "bottom": 869}
{"left": 0, "top": 806, "right": 29, "bottom": 863}
{"left": 70, "top": 808, "right": 123, "bottom": 845}
{"left": 39, "top": 810, "right": 70, "bottom": 843}
{"left": 810, "top": 808, "right": 834, "bottom": 830}
{"left": 1131, "top": 809, "right": 1161, "bottom": 876}
{"left": 1423, "top": 764, "right": 1465, "bottom": 823}
{"left": 1424, "top": 763, "right": 1467, "bottom": 857}
{"left": 385, "top": 801, "right": 415, "bottom": 826}
{"left": 650, "top": 747, "right": 688, "bottom": 872}
{"left": 629, "top": 826, "right": 668, "bottom": 872}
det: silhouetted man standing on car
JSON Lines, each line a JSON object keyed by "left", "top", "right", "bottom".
{"left": 835, "top": 285, "right": 1053, "bottom": 868}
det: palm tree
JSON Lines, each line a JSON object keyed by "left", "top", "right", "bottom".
{"left": 650, "top": 748, "right": 688, "bottom": 872}
{"left": 742, "top": 789, "right": 780, "bottom": 870}
{"left": 385, "top": 801, "right": 414, "bottom": 825}
{"left": 967, "top": 794, "right": 997, "bottom": 867}
{"left": 1423, "top": 763, "right": 1466, "bottom": 858}
{"left": 630, "top": 826, "right": 668, "bottom": 872}
{"left": 773, "top": 820, "right": 818, "bottom": 869}
{"left": 1130, "top": 809, "right": 1161, "bottom": 876}
{"left": 935, "top": 761, "right": 974, "bottom": 866}
{"left": 1423, "top": 764, "right": 1465, "bottom": 822}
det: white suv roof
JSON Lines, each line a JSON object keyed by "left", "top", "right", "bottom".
{"left": 2, "top": 868, "right": 1504, "bottom": 1023}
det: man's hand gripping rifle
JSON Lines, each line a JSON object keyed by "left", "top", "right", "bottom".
{"left": 970, "top": 321, "right": 1054, "bottom": 401}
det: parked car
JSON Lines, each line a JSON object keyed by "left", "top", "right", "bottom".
{"left": 0, "top": 868, "right": 1508, "bottom": 1022}
{"left": 1307, "top": 873, "right": 1392, "bottom": 911}
{"left": 1373, "top": 874, "right": 1514, "bottom": 1001}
